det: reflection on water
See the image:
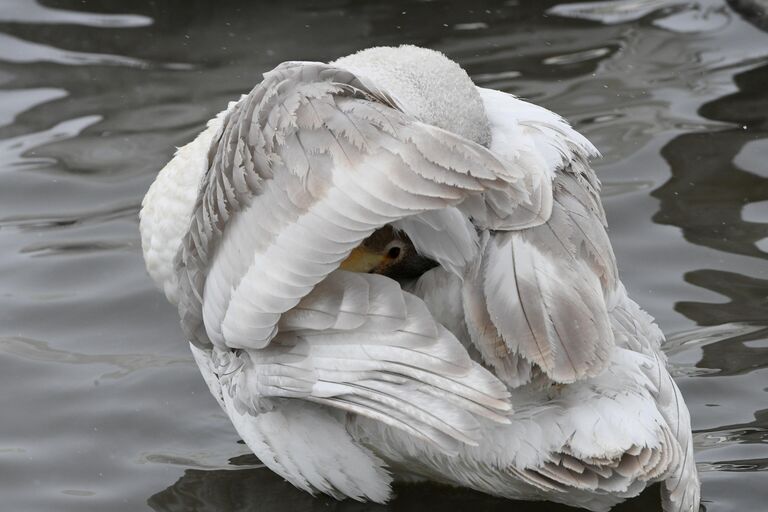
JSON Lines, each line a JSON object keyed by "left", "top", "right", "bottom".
{"left": 148, "top": 468, "right": 664, "bottom": 512}
{"left": 653, "top": 62, "right": 768, "bottom": 262}
{"left": 0, "top": 1, "right": 767, "bottom": 512}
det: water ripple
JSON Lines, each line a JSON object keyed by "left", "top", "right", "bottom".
{"left": 0, "top": 88, "right": 66, "bottom": 128}
{"left": 0, "top": 336, "right": 192, "bottom": 379}
{"left": 548, "top": 0, "right": 689, "bottom": 25}
{"left": 140, "top": 452, "right": 264, "bottom": 471}
{"left": 0, "top": 0, "right": 152, "bottom": 27}
{"left": 543, "top": 47, "right": 613, "bottom": 65}
{"left": 0, "top": 32, "right": 193, "bottom": 70}
{"left": 701, "top": 459, "right": 768, "bottom": 472}
{"left": 0, "top": 202, "right": 139, "bottom": 231}
{"left": 20, "top": 239, "right": 135, "bottom": 257}
{"left": 0, "top": 114, "right": 101, "bottom": 169}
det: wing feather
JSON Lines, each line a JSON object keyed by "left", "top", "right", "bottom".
{"left": 452, "top": 88, "right": 618, "bottom": 384}
{"left": 221, "top": 271, "right": 511, "bottom": 451}
{"left": 176, "top": 62, "right": 544, "bottom": 352}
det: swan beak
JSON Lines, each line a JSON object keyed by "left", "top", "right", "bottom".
{"left": 339, "top": 246, "right": 387, "bottom": 273}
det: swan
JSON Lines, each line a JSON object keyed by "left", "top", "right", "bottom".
{"left": 139, "top": 45, "right": 700, "bottom": 511}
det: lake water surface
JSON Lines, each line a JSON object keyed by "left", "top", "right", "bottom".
{"left": 1, "top": 1, "right": 767, "bottom": 511}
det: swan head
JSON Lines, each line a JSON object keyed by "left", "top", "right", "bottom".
{"left": 339, "top": 225, "right": 438, "bottom": 279}
{"left": 333, "top": 45, "right": 491, "bottom": 147}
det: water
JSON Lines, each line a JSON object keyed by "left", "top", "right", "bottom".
{"left": 0, "top": 1, "right": 766, "bottom": 510}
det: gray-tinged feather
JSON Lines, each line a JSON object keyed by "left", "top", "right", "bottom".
{"left": 218, "top": 271, "right": 511, "bottom": 451}
{"left": 172, "top": 59, "right": 530, "bottom": 451}
{"left": 473, "top": 163, "right": 617, "bottom": 383}
{"left": 175, "top": 60, "right": 526, "bottom": 350}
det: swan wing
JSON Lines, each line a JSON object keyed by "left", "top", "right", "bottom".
{"left": 175, "top": 60, "right": 526, "bottom": 450}
{"left": 175, "top": 61, "right": 527, "bottom": 351}
{"left": 446, "top": 88, "right": 618, "bottom": 384}
{"left": 228, "top": 270, "right": 511, "bottom": 453}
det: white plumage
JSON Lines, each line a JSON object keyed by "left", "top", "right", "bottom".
{"left": 140, "top": 45, "right": 700, "bottom": 511}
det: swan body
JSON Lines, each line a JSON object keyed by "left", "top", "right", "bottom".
{"left": 140, "top": 45, "right": 699, "bottom": 511}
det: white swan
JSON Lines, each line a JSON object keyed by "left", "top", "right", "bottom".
{"left": 139, "top": 45, "right": 700, "bottom": 511}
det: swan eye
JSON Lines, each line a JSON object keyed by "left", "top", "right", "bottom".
{"left": 385, "top": 242, "right": 404, "bottom": 260}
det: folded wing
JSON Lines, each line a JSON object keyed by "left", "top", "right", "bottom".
{"left": 456, "top": 88, "right": 618, "bottom": 384}
{"left": 228, "top": 271, "right": 511, "bottom": 453}
{"left": 176, "top": 61, "right": 530, "bottom": 352}
{"left": 175, "top": 61, "right": 540, "bottom": 450}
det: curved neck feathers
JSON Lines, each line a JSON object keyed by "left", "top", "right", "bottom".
{"left": 139, "top": 105, "right": 233, "bottom": 303}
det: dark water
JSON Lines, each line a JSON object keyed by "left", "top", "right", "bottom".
{"left": 1, "top": 1, "right": 767, "bottom": 510}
